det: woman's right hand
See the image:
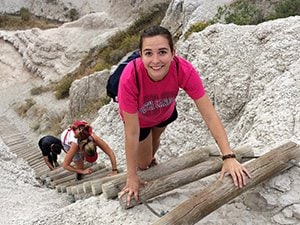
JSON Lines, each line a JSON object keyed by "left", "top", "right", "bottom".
{"left": 81, "top": 167, "right": 93, "bottom": 175}
{"left": 120, "top": 174, "right": 146, "bottom": 205}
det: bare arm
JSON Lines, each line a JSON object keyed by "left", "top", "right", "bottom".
{"left": 43, "top": 156, "right": 55, "bottom": 170}
{"left": 123, "top": 111, "right": 140, "bottom": 178}
{"left": 62, "top": 142, "right": 86, "bottom": 174}
{"left": 194, "top": 94, "right": 232, "bottom": 155}
{"left": 92, "top": 133, "right": 118, "bottom": 173}
{"left": 194, "top": 94, "right": 251, "bottom": 187}
{"left": 119, "top": 111, "right": 143, "bottom": 203}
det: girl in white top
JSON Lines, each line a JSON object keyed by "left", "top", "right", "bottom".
{"left": 61, "top": 120, "right": 118, "bottom": 177}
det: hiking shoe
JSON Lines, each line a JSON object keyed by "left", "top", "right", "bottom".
{"left": 149, "top": 158, "right": 158, "bottom": 168}
{"left": 75, "top": 173, "right": 82, "bottom": 181}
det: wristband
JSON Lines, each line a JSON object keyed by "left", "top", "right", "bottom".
{"left": 222, "top": 153, "right": 236, "bottom": 161}
{"left": 112, "top": 168, "right": 118, "bottom": 172}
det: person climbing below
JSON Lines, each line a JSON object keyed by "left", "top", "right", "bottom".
{"left": 118, "top": 25, "right": 251, "bottom": 204}
{"left": 38, "top": 135, "right": 64, "bottom": 171}
{"left": 61, "top": 120, "right": 118, "bottom": 180}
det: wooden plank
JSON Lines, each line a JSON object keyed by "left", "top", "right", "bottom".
{"left": 8, "top": 142, "right": 33, "bottom": 153}
{"left": 59, "top": 168, "right": 111, "bottom": 193}
{"left": 12, "top": 147, "right": 38, "bottom": 156}
{"left": 102, "top": 146, "right": 213, "bottom": 199}
{"left": 67, "top": 168, "right": 123, "bottom": 195}
{"left": 50, "top": 164, "right": 107, "bottom": 187}
{"left": 119, "top": 146, "right": 253, "bottom": 209}
{"left": 48, "top": 166, "right": 65, "bottom": 176}
{"left": 70, "top": 170, "right": 125, "bottom": 195}
{"left": 24, "top": 154, "right": 43, "bottom": 163}
{"left": 3, "top": 137, "right": 27, "bottom": 146}
{"left": 48, "top": 163, "right": 105, "bottom": 181}
{"left": 0, "top": 129, "right": 21, "bottom": 137}
{"left": 35, "top": 167, "right": 51, "bottom": 178}
{"left": 89, "top": 172, "right": 127, "bottom": 195}
{"left": 152, "top": 141, "right": 300, "bottom": 225}
{"left": 30, "top": 162, "right": 48, "bottom": 171}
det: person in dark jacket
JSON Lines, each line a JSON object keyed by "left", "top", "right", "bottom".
{"left": 38, "top": 135, "right": 64, "bottom": 171}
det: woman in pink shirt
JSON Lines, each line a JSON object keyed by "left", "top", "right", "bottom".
{"left": 118, "top": 26, "right": 251, "bottom": 204}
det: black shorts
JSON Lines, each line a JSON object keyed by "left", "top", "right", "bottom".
{"left": 139, "top": 107, "right": 178, "bottom": 141}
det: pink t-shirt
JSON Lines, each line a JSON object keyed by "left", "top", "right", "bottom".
{"left": 118, "top": 56, "right": 205, "bottom": 128}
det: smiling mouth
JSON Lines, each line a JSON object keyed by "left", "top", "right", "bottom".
{"left": 151, "top": 65, "right": 163, "bottom": 70}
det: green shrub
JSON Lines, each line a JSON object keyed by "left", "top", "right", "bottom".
{"left": 228, "top": 1, "right": 264, "bottom": 25}
{"left": 214, "top": 0, "right": 299, "bottom": 25}
{"left": 48, "top": 114, "right": 64, "bottom": 136}
{"left": 46, "top": 0, "right": 58, "bottom": 4}
{"left": 212, "top": 5, "right": 228, "bottom": 23}
{"left": 30, "top": 121, "right": 40, "bottom": 131}
{"left": 68, "top": 8, "right": 79, "bottom": 21}
{"left": 0, "top": 14, "right": 8, "bottom": 26}
{"left": 20, "top": 7, "right": 30, "bottom": 21}
{"left": 30, "top": 86, "right": 50, "bottom": 95}
{"left": 74, "top": 96, "right": 111, "bottom": 122}
{"left": 94, "top": 61, "right": 110, "bottom": 72}
{"left": 128, "top": 2, "right": 170, "bottom": 35}
{"left": 184, "top": 21, "right": 211, "bottom": 40}
{"left": 14, "top": 98, "right": 36, "bottom": 117}
{"left": 53, "top": 2, "right": 169, "bottom": 101}
{"left": 54, "top": 76, "right": 73, "bottom": 99}
{"left": 0, "top": 13, "right": 59, "bottom": 30}
{"left": 119, "top": 34, "right": 139, "bottom": 52}
{"left": 267, "top": 0, "right": 300, "bottom": 20}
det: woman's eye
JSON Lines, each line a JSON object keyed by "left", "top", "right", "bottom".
{"left": 144, "top": 52, "right": 152, "bottom": 56}
{"left": 159, "top": 51, "right": 167, "bottom": 55}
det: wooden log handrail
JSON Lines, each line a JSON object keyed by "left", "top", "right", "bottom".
{"left": 50, "top": 163, "right": 106, "bottom": 187}
{"left": 152, "top": 141, "right": 300, "bottom": 225}
{"left": 67, "top": 171, "right": 125, "bottom": 195}
{"left": 89, "top": 172, "right": 126, "bottom": 195}
{"left": 48, "top": 163, "right": 105, "bottom": 182}
{"left": 60, "top": 168, "right": 111, "bottom": 193}
{"left": 102, "top": 145, "right": 215, "bottom": 199}
{"left": 119, "top": 146, "right": 253, "bottom": 209}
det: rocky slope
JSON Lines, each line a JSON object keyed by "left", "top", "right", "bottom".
{"left": 0, "top": 0, "right": 299, "bottom": 224}
{"left": 0, "top": 0, "right": 168, "bottom": 22}
{"left": 0, "top": 0, "right": 169, "bottom": 135}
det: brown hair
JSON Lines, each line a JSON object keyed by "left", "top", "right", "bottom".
{"left": 139, "top": 26, "right": 174, "bottom": 52}
{"left": 79, "top": 139, "right": 96, "bottom": 156}
{"left": 74, "top": 124, "right": 91, "bottom": 141}
{"left": 51, "top": 144, "right": 62, "bottom": 154}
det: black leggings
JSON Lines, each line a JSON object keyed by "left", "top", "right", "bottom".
{"left": 139, "top": 107, "right": 178, "bottom": 141}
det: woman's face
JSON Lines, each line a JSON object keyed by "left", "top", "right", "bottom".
{"left": 141, "top": 35, "right": 175, "bottom": 81}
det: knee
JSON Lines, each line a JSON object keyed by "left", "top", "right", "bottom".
{"left": 138, "top": 165, "right": 148, "bottom": 170}
{"left": 137, "top": 158, "right": 152, "bottom": 170}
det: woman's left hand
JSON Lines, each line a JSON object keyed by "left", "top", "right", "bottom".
{"left": 220, "top": 158, "right": 251, "bottom": 188}
{"left": 109, "top": 170, "right": 118, "bottom": 176}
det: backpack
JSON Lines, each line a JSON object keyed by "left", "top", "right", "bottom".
{"left": 106, "top": 50, "right": 140, "bottom": 102}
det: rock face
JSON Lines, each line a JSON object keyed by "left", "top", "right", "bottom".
{"left": 0, "top": 0, "right": 169, "bottom": 22}
{"left": 0, "top": 0, "right": 170, "bottom": 82}
{"left": 176, "top": 16, "right": 300, "bottom": 152}
{"left": 161, "top": 0, "right": 282, "bottom": 38}
{"left": 162, "top": 0, "right": 235, "bottom": 34}
{"left": 69, "top": 69, "right": 110, "bottom": 117}
{"left": 0, "top": 0, "right": 170, "bottom": 133}
{"left": 0, "top": 17, "right": 118, "bottom": 82}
